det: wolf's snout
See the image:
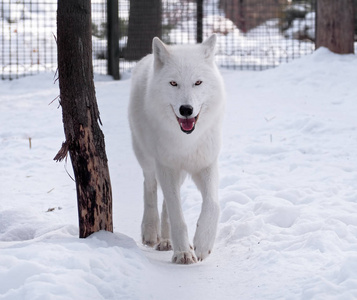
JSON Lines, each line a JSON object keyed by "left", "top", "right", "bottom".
{"left": 176, "top": 105, "right": 198, "bottom": 134}
{"left": 179, "top": 105, "right": 193, "bottom": 117}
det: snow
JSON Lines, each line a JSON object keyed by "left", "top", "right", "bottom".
{"left": 1, "top": 48, "right": 357, "bottom": 299}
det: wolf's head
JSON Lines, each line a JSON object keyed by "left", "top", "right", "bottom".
{"left": 149, "top": 35, "right": 225, "bottom": 135}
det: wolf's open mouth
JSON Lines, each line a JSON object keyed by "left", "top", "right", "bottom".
{"left": 176, "top": 114, "right": 199, "bottom": 134}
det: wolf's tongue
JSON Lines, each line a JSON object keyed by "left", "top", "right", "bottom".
{"left": 179, "top": 117, "right": 195, "bottom": 131}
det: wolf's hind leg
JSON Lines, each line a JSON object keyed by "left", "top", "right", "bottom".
{"left": 141, "top": 172, "right": 160, "bottom": 247}
{"left": 156, "top": 200, "right": 172, "bottom": 251}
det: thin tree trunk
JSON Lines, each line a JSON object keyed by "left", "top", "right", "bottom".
{"left": 316, "top": 0, "right": 355, "bottom": 54}
{"left": 125, "top": 0, "right": 162, "bottom": 61}
{"left": 55, "top": 0, "right": 113, "bottom": 238}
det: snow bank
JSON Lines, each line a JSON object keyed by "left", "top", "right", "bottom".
{"left": 1, "top": 48, "right": 357, "bottom": 299}
{"left": 0, "top": 230, "right": 156, "bottom": 300}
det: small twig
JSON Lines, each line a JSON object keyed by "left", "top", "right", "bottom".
{"left": 46, "top": 206, "right": 63, "bottom": 213}
{"left": 53, "top": 68, "right": 59, "bottom": 84}
{"left": 52, "top": 32, "right": 57, "bottom": 44}
{"left": 265, "top": 116, "right": 276, "bottom": 122}
{"left": 29, "top": 137, "right": 32, "bottom": 149}
{"left": 49, "top": 95, "right": 60, "bottom": 106}
{"left": 64, "top": 162, "right": 75, "bottom": 182}
{"left": 54, "top": 142, "right": 75, "bottom": 182}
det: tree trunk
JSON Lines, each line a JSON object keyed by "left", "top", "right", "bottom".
{"left": 316, "top": 0, "right": 355, "bottom": 54}
{"left": 125, "top": 0, "right": 162, "bottom": 61}
{"left": 55, "top": 0, "right": 113, "bottom": 238}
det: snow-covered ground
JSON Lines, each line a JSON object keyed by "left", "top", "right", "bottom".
{"left": 1, "top": 48, "right": 357, "bottom": 299}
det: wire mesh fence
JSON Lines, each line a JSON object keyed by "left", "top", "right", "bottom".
{"left": 92, "top": 0, "right": 108, "bottom": 76}
{"left": 1, "top": 0, "right": 317, "bottom": 80}
{"left": 0, "top": 0, "right": 108, "bottom": 79}
{"left": 1, "top": 0, "right": 57, "bottom": 79}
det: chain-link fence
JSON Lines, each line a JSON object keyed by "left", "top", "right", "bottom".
{"left": 118, "top": 0, "right": 316, "bottom": 72}
{"left": 1, "top": 0, "right": 317, "bottom": 80}
{"left": 0, "top": 0, "right": 108, "bottom": 79}
{"left": 1, "top": 0, "right": 57, "bottom": 79}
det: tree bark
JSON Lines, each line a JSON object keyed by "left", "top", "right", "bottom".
{"left": 56, "top": 0, "right": 113, "bottom": 238}
{"left": 316, "top": 0, "right": 355, "bottom": 54}
{"left": 125, "top": 0, "right": 162, "bottom": 61}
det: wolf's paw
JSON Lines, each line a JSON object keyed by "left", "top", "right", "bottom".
{"left": 142, "top": 232, "right": 159, "bottom": 247}
{"left": 193, "top": 230, "right": 213, "bottom": 261}
{"left": 194, "top": 244, "right": 212, "bottom": 261}
{"left": 155, "top": 239, "right": 172, "bottom": 251}
{"left": 172, "top": 250, "right": 197, "bottom": 264}
{"left": 142, "top": 220, "right": 160, "bottom": 247}
{"left": 193, "top": 224, "right": 216, "bottom": 261}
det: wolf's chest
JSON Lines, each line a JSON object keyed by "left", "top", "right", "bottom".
{"left": 154, "top": 133, "right": 220, "bottom": 172}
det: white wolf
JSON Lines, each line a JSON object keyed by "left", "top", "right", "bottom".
{"left": 128, "top": 34, "right": 225, "bottom": 264}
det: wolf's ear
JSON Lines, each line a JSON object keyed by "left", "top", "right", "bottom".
{"left": 153, "top": 37, "right": 169, "bottom": 68}
{"left": 202, "top": 34, "right": 217, "bottom": 61}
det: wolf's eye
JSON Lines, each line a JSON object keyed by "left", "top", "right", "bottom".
{"left": 195, "top": 80, "right": 202, "bottom": 86}
{"left": 170, "top": 81, "right": 178, "bottom": 86}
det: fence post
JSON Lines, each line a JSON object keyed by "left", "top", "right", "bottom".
{"left": 107, "top": 0, "right": 120, "bottom": 80}
{"left": 197, "top": 0, "right": 203, "bottom": 43}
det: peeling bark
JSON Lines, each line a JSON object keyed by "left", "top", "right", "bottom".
{"left": 56, "top": 0, "right": 113, "bottom": 238}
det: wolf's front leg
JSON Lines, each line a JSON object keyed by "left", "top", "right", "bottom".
{"left": 155, "top": 200, "right": 172, "bottom": 251}
{"left": 141, "top": 172, "right": 160, "bottom": 247}
{"left": 192, "top": 162, "right": 220, "bottom": 261}
{"left": 156, "top": 163, "right": 197, "bottom": 264}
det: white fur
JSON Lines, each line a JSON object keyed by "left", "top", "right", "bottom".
{"left": 128, "top": 35, "right": 225, "bottom": 264}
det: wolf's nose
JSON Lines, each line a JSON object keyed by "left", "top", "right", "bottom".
{"left": 179, "top": 105, "right": 193, "bottom": 117}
